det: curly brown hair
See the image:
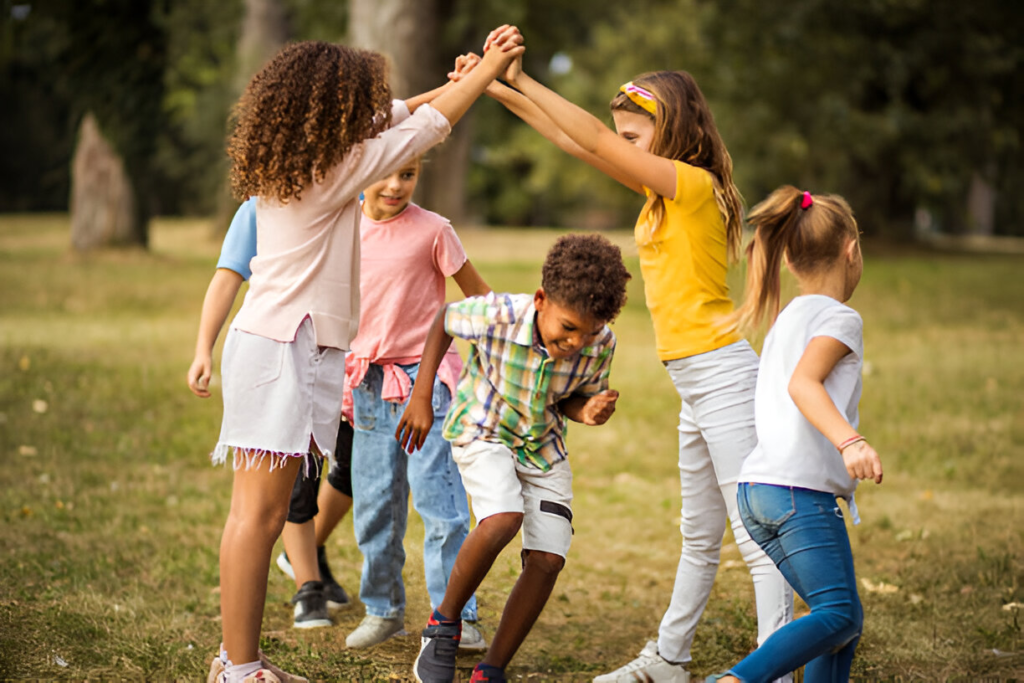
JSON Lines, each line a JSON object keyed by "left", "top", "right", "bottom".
{"left": 542, "top": 234, "right": 631, "bottom": 323}
{"left": 228, "top": 41, "right": 392, "bottom": 203}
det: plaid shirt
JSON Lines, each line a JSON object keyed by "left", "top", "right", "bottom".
{"left": 442, "top": 293, "right": 617, "bottom": 471}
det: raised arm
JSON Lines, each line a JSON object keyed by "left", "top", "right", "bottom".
{"left": 395, "top": 304, "right": 455, "bottom": 452}
{"left": 789, "top": 336, "right": 883, "bottom": 484}
{"left": 489, "top": 30, "right": 677, "bottom": 199}
{"left": 427, "top": 25, "right": 524, "bottom": 128}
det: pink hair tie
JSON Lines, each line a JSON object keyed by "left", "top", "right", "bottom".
{"left": 801, "top": 191, "right": 814, "bottom": 209}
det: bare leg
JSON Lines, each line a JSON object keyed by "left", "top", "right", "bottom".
{"left": 282, "top": 519, "right": 320, "bottom": 588}
{"left": 437, "top": 512, "right": 522, "bottom": 620}
{"left": 314, "top": 486, "right": 353, "bottom": 547}
{"left": 483, "top": 550, "right": 564, "bottom": 668}
{"left": 220, "top": 454, "right": 303, "bottom": 664}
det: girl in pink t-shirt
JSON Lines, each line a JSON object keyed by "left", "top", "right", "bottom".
{"left": 210, "top": 33, "right": 522, "bottom": 683}
{"left": 340, "top": 156, "right": 491, "bottom": 650}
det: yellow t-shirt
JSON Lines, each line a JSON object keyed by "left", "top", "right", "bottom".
{"left": 635, "top": 159, "right": 741, "bottom": 361}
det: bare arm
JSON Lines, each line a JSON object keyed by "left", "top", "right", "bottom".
{"left": 395, "top": 304, "right": 455, "bottom": 452}
{"left": 486, "top": 79, "right": 645, "bottom": 194}
{"left": 789, "top": 336, "right": 883, "bottom": 484}
{"left": 428, "top": 25, "right": 524, "bottom": 128}
{"left": 480, "top": 29, "right": 677, "bottom": 200}
{"left": 405, "top": 81, "right": 456, "bottom": 113}
{"left": 451, "top": 259, "right": 491, "bottom": 298}
{"left": 187, "top": 268, "right": 245, "bottom": 398}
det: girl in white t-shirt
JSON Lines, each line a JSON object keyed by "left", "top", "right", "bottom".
{"left": 709, "top": 187, "right": 883, "bottom": 683}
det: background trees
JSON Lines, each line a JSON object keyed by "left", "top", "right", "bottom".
{"left": 1, "top": 0, "right": 1021, "bottom": 241}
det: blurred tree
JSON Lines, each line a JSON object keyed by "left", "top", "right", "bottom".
{"left": 57, "top": 0, "right": 169, "bottom": 248}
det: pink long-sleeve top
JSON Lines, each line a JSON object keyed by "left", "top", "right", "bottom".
{"left": 231, "top": 102, "right": 451, "bottom": 350}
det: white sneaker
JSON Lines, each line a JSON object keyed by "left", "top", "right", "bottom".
{"left": 593, "top": 641, "right": 690, "bottom": 683}
{"left": 345, "top": 615, "right": 406, "bottom": 648}
{"left": 458, "top": 621, "right": 488, "bottom": 651}
{"left": 207, "top": 652, "right": 308, "bottom": 683}
{"left": 276, "top": 552, "right": 295, "bottom": 581}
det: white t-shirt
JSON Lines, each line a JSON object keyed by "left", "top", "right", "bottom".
{"left": 740, "top": 295, "right": 864, "bottom": 509}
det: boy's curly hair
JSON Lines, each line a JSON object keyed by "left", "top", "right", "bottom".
{"left": 228, "top": 41, "right": 392, "bottom": 203}
{"left": 542, "top": 234, "right": 631, "bottom": 322}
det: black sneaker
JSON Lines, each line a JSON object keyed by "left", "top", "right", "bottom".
{"left": 413, "top": 613, "right": 461, "bottom": 683}
{"left": 290, "top": 580, "right": 332, "bottom": 629}
{"left": 316, "top": 546, "right": 351, "bottom": 610}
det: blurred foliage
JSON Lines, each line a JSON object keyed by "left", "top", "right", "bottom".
{"left": 1, "top": 0, "right": 1022, "bottom": 235}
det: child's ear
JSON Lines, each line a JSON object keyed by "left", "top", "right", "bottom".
{"left": 845, "top": 238, "right": 859, "bottom": 261}
{"left": 534, "top": 287, "right": 547, "bottom": 311}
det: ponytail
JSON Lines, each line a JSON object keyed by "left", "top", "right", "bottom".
{"left": 734, "top": 186, "right": 858, "bottom": 331}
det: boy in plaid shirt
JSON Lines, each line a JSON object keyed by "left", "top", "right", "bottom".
{"left": 396, "top": 234, "right": 632, "bottom": 683}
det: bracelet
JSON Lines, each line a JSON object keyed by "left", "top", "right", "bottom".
{"left": 837, "top": 435, "right": 865, "bottom": 452}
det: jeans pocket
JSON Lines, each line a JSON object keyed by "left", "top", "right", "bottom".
{"left": 747, "top": 484, "right": 796, "bottom": 531}
{"left": 431, "top": 378, "right": 451, "bottom": 418}
{"left": 352, "top": 383, "right": 377, "bottom": 431}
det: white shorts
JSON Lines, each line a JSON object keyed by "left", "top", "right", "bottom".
{"left": 452, "top": 440, "right": 574, "bottom": 558}
{"left": 213, "top": 317, "right": 345, "bottom": 473}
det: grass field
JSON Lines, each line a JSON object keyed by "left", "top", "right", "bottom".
{"left": 0, "top": 214, "right": 1022, "bottom": 681}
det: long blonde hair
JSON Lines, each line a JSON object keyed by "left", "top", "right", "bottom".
{"left": 734, "top": 186, "right": 859, "bottom": 331}
{"left": 610, "top": 71, "right": 744, "bottom": 261}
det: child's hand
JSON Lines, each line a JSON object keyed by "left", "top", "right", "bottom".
{"left": 448, "top": 53, "right": 481, "bottom": 82}
{"left": 482, "top": 25, "right": 524, "bottom": 71}
{"left": 396, "top": 397, "right": 434, "bottom": 453}
{"left": 579, "top": 389, "right": 618, "bottom": 426}
{"left": 187, "top": 354, "right": 213, "bottom": 398}
{"left": 842, "top": 440, "right": 883, "bottom": 484}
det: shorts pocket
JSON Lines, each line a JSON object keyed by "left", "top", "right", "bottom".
{"left": 248, "top": 335, "right": 286, "bottom": 388}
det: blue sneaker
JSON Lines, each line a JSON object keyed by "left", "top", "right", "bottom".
{"left": 413, "top": 612, "right": 461, "bottom": 683}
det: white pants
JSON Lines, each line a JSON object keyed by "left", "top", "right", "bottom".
{"left": 658, "top": 340, "right": 793, "bottom": 674}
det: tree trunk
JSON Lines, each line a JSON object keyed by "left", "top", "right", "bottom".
{"left": 966, "top": 167, "right": 996, "bottom": 236}
{"left": 214, "top": 0, "right": 290, "bottom": 235}
{"left": 70, "top": 113, "right": 143, "bottom": 249}
{"left": 349, "top": 0, "right": 470, "bottom": 224}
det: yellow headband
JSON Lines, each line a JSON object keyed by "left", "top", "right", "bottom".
{"left": 619, "top": 81, "right": 658, "bottom": 116}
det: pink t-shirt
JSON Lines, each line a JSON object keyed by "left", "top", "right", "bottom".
{"left": 341, "top": 203, "right": 467, "bottom": 420}
{"left": 350, "top": 202, "right": 467, "bottom": 361}
{"left": 231, "top": 103, "right": 451, "bottom": 349}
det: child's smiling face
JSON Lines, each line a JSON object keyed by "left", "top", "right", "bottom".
{"left": 362, "top": 159, "right": 421, "bottom": 221}
{"left": 533, "top": 289, "right": 606, "bottom": 360}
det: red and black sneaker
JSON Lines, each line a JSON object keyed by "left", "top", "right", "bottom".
{"left": 412, "top": 613, "right": 461, "bottom": 683}
{"left": 469, "top": 664, "right": 507, "bottom": 682}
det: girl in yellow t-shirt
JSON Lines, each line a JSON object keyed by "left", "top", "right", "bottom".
{"left": 457, "top": 31, "right": 795, "bottom": 682}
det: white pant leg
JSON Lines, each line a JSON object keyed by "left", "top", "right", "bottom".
{"left": 659, "top": 342, "right": 793, "bottom": 678}
{"left": 657, "top": 400, "right": 727, "bottom": 664}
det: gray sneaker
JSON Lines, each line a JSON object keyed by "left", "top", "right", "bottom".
{"left": 290, "top": 581, "right": 332, "bottom": 629}
{"left": 593, "top": 641, "right": 690, "bottom": 683}
{"left": 345, "top": 614, "right": 406, "bottom": 648}
{"left": 459, "top": 621, "right": 487, "bottom": 652}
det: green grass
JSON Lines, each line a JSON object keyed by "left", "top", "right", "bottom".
{"left": 1, "top": 215, "right": 1022, "bottom": 680}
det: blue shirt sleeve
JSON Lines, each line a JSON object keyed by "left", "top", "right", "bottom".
{"left": 216, "top": 197, "right": 258, "bottom": 280}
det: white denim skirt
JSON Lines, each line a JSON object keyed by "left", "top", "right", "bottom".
{"left": 212, "top": 317, "right": 345, "bottom": 474}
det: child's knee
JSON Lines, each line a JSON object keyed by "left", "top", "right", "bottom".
{"left": 523, "top": 549, "right": 565, "bottom": 577}
{"left": 479, "top": 512, "right": 523, "bottom": 545}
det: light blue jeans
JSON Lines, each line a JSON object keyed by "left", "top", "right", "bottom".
{"left": 350, "top": 362, "right": 477, "bottom": 621}
{"left": 729, "top": 483, "right": 863, "bottom": 683}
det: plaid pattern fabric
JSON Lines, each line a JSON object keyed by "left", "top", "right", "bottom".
{"left": 442, "top": 293, "right": 616, "bottom": 471}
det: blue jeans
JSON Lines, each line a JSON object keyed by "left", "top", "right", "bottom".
{"left": 350, "top": 363, "right": 477, "bottom": 621}
{"left": 729, "top": 483, "right": 863, "bottom": 683}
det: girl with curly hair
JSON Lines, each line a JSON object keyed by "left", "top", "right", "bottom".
{"left": 455, "top": 30, "right": 793, "bottom": 683}
{"left": 208, "top": 30, "right": 523, "bottom": 683}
